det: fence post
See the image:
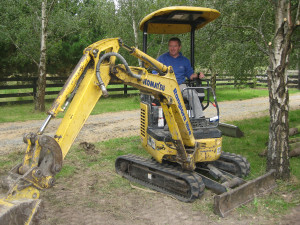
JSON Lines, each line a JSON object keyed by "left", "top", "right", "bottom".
{"left": 124, "top": 84, "right": 128, "bottom": 95}
{"left": 33, "top": 77, "right": 38, "bottom": 100}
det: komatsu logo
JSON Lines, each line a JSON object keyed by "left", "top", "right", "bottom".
{"left": 142, "top": 79, "right": 165, "bottom": 91}
{"left": 173, "top": 88, "right": 191, "bottom": 135}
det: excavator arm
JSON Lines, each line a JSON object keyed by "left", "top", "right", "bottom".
{"left": 0, "top": 38, "right": 201, "bottom": 224}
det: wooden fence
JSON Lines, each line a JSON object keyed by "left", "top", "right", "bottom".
{"left": 0, "top": 77, "right": 138, "bottom": 105}
{"left": 205, "top": 71, "right": 299, "bottom": 88}
{"left": 0, "top": 70, "right": 299, "bottom": 105}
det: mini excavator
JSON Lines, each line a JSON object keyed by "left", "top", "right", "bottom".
{"left": 0, "top": 6, "right": 276, "bottom": 224}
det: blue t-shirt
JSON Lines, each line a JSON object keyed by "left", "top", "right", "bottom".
{"left": 157, "top": 52, "right": 194, "bottom": 85}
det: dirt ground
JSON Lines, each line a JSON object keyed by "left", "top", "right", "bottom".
{"left": 1, "top": 94, "right": 300, "bottom": 225}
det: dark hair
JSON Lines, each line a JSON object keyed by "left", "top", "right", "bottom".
{"left": 168, "top": 37, "right": 181, "bottom": 46}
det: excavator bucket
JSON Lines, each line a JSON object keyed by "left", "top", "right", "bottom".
{"left": 0, "top": 163, "right": 43, "bottom": 225}
{"left": 0, "top": 182, "right": 42, "bottom": 225}
{"left": 214, "top": 169, "right": 277, "bottom": 217}
{"left": 0, "top": 197, "right": 42, "bottom": 225}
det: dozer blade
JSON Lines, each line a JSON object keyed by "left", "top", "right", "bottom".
{"left": 214, "top": 169, "right": 276, "bottom": 217}
{"left": 0, "top": 198, "right": 42, "bottom": 225}
{"left": 218, "top": 123, "right": 244, "bottom": 138}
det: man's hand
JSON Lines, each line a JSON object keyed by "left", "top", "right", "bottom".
{"left": 198, "top": 72, "right": 205, "bottom": 79}
{"left": 190, "top": 72, "right": 205, "bottom": 80}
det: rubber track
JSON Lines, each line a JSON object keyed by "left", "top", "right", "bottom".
{"left": 216, "top": 152, "right": 250, "bottom": 177}
{"left": 115, "top": 154, "right": 205, "bottom": 203}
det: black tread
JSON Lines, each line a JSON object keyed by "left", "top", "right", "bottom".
{"left": 115, "top": 154, "right": 205, "bottom": 202}
{"left": 215, "top": 152, "right": 250, "bottom": 177}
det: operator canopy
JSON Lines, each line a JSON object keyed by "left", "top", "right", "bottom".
{"left": 139, "top": 6, "right": 220, "bottom": 34}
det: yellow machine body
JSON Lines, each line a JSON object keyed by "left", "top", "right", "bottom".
{"left": 139, "top": 6, "right": 220, "bottom": 34}
{"left": 140, "top": 101, "right": 222, "bottom": 164}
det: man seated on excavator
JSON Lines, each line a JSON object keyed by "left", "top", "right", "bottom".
{"left": 157, "top": 37, "right": 205, "bottom": 120}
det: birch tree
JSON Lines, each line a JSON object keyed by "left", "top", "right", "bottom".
{"left": 35, "top": 0, "right": 51, "bottom": 111}
{"left": 266, "top": 0, "right": 299, "bottom": 179}
{"left": 35, "top": 0, "right": 85, "bottom": 111}
{"left": 215, "top": 0, "right": 299, "bottom": 179}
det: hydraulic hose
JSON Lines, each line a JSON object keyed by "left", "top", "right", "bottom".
{"left": 95, "top": 52, "right": 142, "bottom": 97}
{"left": 96, "top": 52, "right": 142, "bottom": 82}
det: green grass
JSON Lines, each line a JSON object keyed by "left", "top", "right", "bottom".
{"left": 90, "top": 95, "right": 140, "bottom": 114}
{"left": 215, "top": 87, "right": 299, "bottom": 102}
{"left": 55, "top": 164, "right": 77, "bottom": 179}
{"left": 0, "top": 150, "right": 23, "bottom": 175}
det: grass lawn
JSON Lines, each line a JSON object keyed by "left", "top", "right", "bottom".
{"left": 216, "top": 87, "right": 299, "bottom": 102}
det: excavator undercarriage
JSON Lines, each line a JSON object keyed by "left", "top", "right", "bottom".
{"left": 116, "top": 154, "right": 205, "bottom": 202}
{"left": 115, "top": 152, "right": 248, "bottom": 203}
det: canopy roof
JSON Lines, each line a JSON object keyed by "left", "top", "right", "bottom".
{"left": 139, "top": 6, "right": 220, "bottom": 34}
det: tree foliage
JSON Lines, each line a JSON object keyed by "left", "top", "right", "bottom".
{"left": 0, "top": 0, "right": 115, "bottom": 78}
{"left": 1, "top": 0, "right": 298, "bottom": 78}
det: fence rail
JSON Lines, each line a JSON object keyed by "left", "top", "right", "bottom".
{"left": 0, "top": 70, "right": 299, "bottom": 105}
{"left": 203, "top": 71, "right": 299, "bottom": 89}
{"left": 0, "top": 77, "right": 139, "bottom": 105}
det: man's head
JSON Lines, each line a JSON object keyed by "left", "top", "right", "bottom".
{"left": 168, "top": 37, "right": 181, "bottom": 58}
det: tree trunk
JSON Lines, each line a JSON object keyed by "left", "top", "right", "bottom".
{"left": 266, "top": 0, "right": 294, "bottom": 180}
{"left": 266, "top": 66, "right": 290, "bottom": 179}
{"left": 129, "top": 0, "right": 142, "bottom": 67}
{"left": 35, "top": 0, "right": 47, "bottom": 112}
{"left": 209, "top": 67, "right": 217, "bottom": 92}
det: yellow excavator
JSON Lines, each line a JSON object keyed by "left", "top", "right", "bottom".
{"left": 0, "top": 6, "right": 276, "bottom": 224}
